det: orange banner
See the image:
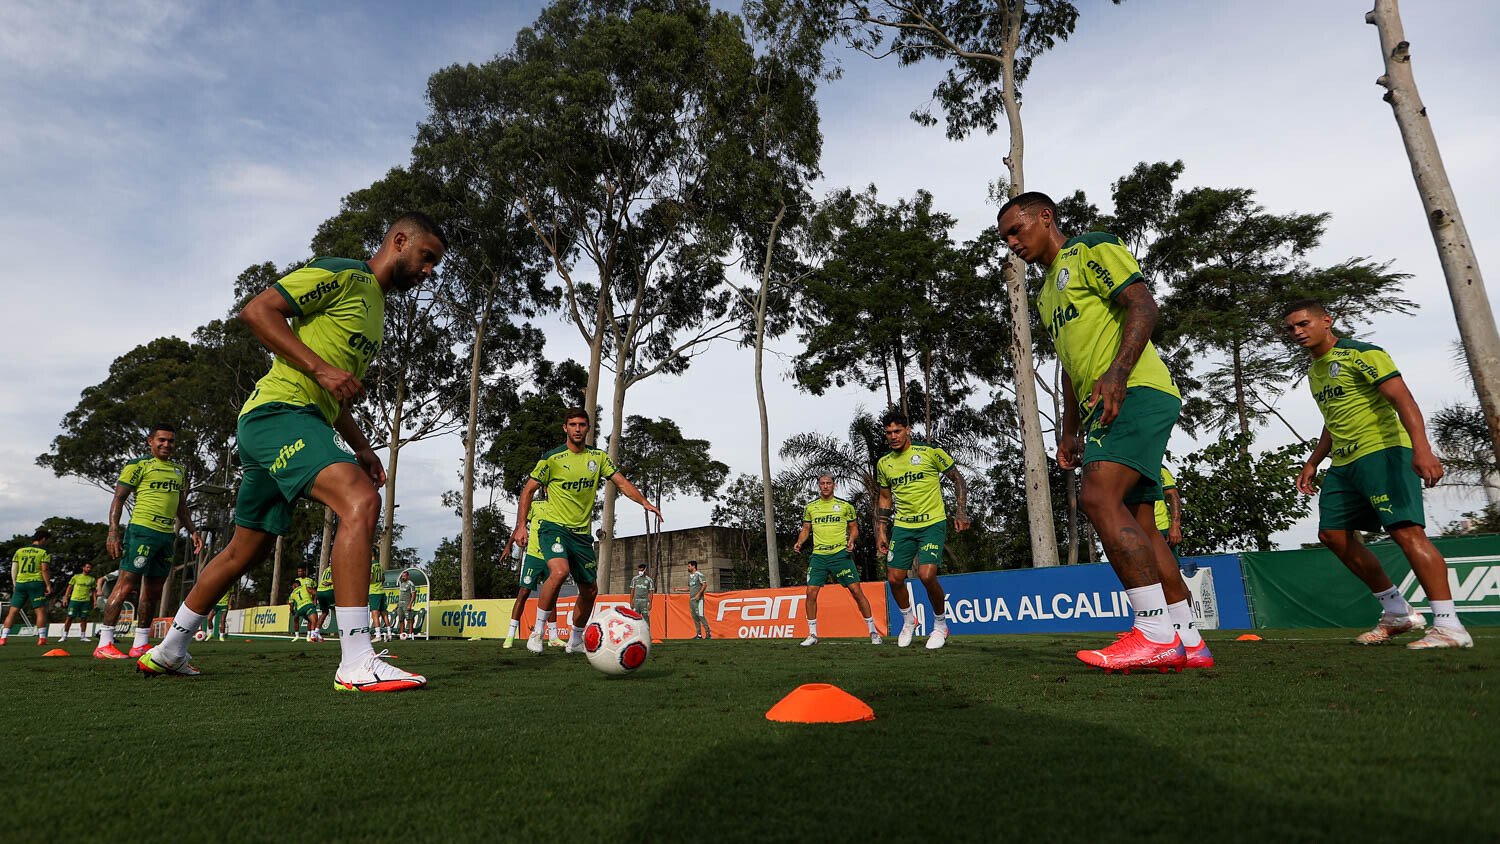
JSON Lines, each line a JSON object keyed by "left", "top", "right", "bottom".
{"left": 518, "top": 585, "right": 888, "bottom": 641}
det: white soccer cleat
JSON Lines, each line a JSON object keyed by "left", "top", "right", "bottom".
{"left": 1355, "top": 610, "right": 1426, "bottom": 645}
{"left": 800, "top": 635, "right": 818, "bottom": 647}
{"left": 926, "top": 627, "right": 948, "bottom": 650}
{"left": 897, "top": 620, "right": 916, "bottom": 648}
{"left": 526, "top": 628, "right": 545, "bottom": 654}
{"left": 1406, "top": 626, "right": 1474, "bottom": 650}
{"left": 333, "top": 650, "right": 426, "bottom": 693}
{"left": 136, "top": 647, "right": 202, "bottom": 677}
{"left": 870, "top": 632, "right": 883, "bottom": 645}
{"left": 565, "top": 635, "right": 586, "bottom": 655}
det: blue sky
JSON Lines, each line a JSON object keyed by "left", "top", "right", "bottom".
{"left": 2, "top": 0, "right": 1496, "bottom": 559}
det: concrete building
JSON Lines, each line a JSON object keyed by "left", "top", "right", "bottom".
{"left": 606, "top": 525, "right": 752, "bottom": 594}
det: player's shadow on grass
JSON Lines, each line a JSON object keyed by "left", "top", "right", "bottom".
{"left": 624, "top": 700, "right": 1478, "bottom": 843}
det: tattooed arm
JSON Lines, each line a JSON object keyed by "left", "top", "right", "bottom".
{"left": 1089, "top": 283, "right": 1159, "bottom": 426}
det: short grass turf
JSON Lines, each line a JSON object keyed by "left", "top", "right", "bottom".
{"left": 4, "top": 630, "right": 1496, "bottom": 843}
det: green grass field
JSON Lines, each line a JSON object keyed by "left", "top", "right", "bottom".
{"left": 6, "top": 630, "right": 1497, "bottom": 842}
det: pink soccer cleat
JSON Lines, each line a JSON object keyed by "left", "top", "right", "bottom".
{"left": 1077, "top": 630, "right": 1187, "bottom": 674}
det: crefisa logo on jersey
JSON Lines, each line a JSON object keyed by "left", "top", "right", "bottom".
{"left": 1056, "top": 267, "right": 1070, "bottom": 290}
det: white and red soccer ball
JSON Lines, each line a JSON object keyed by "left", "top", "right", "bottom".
{"left": 584, "top": 606, "right": 650, "bottom": 676}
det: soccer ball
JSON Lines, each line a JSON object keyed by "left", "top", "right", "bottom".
{"left": 583, "top": 606, "right": 650, "bottom": 676}
{"left": 193, "top": 630, "right": 208, "bottom": 642}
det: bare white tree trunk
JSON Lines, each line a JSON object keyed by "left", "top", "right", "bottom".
{"left": 757, "top": 205, "right": 786, "bottom": 588}
{"left": 317, "top": 504, "right": 334, "bottom": 579}
{"left": 999, "top": 0, "right": 1060, "bottom": 567}
{"left": 460, "top": 307, "right": 489, "bottom": 600}
{"left": 598, "top": 365, "right": 630, "bottom": 594}
{"left": 1368, "top": 0, "right": 1500, "bottom": 473}
{"left": 378, "top": 378, "right": 406, "bottom": 571}
{"left": 269, "top": 535, "right": 285, "bottom": 605}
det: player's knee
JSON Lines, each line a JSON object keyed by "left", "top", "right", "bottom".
{"left": 1078, "top": 486, "right": 1114, "bottom": 522}
{"left": 340, "top": 488, "right": 381, "bottom": 533}
{"left": 1316, "top": 529, "right": 1344, "bottom": 550}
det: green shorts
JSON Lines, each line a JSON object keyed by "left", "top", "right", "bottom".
{"left": 234, "top": 403, "right": 358, "bottom": 536}
{"left": 368, "top": 593, "right": 388, "bottom": 612}
{"left": 808, "top": 551, "right": 860, "bottom": 586}
{"left": 888, "top": 523, "right": 946, "bottom": 571}
{"left": 538, "top": 521, "right": 598, "bottom": 586}
{"left": 293, "top": 603, "right": 316, "bottom": 621}
{"left": 119, "top": 524, "right": 175, "bottom": 578}
{"left": 316, "top": 589, "right": 335, "bottom": 611}
{"left": 10, "top": 581, "right": 47, "bottom": 610}
{"left": 519, "top": 554, "right": 548, "bottom": 590}
{"left": 67, "top": 599, "right": 92, "bottom": 619}
{"left": 1082, "top": 386, "right": 1181, "bottom": 506}
{"left": 1319, "top": 447, "right": 1425, "bottom": 532}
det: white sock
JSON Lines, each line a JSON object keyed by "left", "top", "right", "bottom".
{"left": 0, "top": 630, "right": 7, "bottom": 641}
{"left": 535, "top": 608, "right": 551, "bottom": 632}
{"left": 1373, "top": 585, "right": 1412, "bottom": 615}
{"left": 1167, "top": 600, "right": 1203, "bottom": 647}
{"left": 508, "top": 619, "right": 520, "bottom": 636}
{"left": 133, "top": 627, "right": 150, "bottom": 648}
{"left": 865, "top": 616, "right": 877, "bottom": 634}
{"left": 807, "top": 619, "right": 818, "bottom": 637}
{"left": 1429, "top": 599, "right": 1463, "bottom": 630}
{"left": 933, "top": 613, "right": 948, "bottom": 632}
{"left": 160, "top": 607, "right": 206, "bottom": 660}
{"left": 99, "top": 627, "right": 115, "bottom": 647}
{"left": 336, "top": 607, "right": 375, "bottom": 668}
{"left": 1126, "top": 584, "right": 1174, "bottom": 644}
{"left": 571, "top": 625, "right": 585, "bottom": 644}
{"left": 547, "top": 621, "right": 558, "bottom": 638}
{"left": 902, "top": 605, "right": 916, "bottom": 621}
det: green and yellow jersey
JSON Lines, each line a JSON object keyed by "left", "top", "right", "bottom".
{"left": 10, "top": 546, "right": 49, "bottom": 583}
{"left": 1038, "top": 233, "right": 1180, "bottom": 413}
{"left": 803, "top": 497, "right": 857, "bottom": 554}
{"left": 289, "top": 581, "right": 313, "bottom": 609}
{"left": 528, "top": 446, "right": 617, "bottom": 534}
{"left": 369, "top": 561, "right": 384, "bottom": 595}
{"left": 1309, "top": 338, "right": 1411, "bottom": 466}
{"left": 876, "top": 444, "right": 956, "bottom": 528}
{"left": 240, "top": 258, "right": 386, "bottom": 426}
{"left": 216, "top": 591, "right": 231, "bottom": 609}
{"left": 67, "top": 572, "right": 96, "bottom": 601}
{"left": 117, "top": 456, "right": 186, "bottom": 532}
{"left": 317, "top": 566, "right": 335, "bottom": 592}
{"left": 1154, "top": 467, "right": 1177, "bottom": 532}
{"left": 525, "top": 498, "right": 549, "bottom": 558}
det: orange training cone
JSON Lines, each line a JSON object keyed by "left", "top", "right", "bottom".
{"left": 765, "top": 683, "right": 875, "bottom": 724}
{"left": 1235, "top": 634, "right": 1263, "bottom": 641}
{"left": 43, "top": 648, "right": 69, "bottom": 657}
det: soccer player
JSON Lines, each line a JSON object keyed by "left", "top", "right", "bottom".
{"left": 999, "top": 192, "right": 1209, "bottom": 672}
{"left": 1155, "top": 467, "right": 1182, "bottom": 549}
{"left": 1284, "top": 300, "right": 1472, "bottom": 649}
{"left": 795, "top": 474, "right": 881, "bottom": 646}
{"left": 288, "top": 570, "right": 319, "bottom": 642}
{"left": 510, "top": 408, "right": 664, "bottom": 655}
{"left": 368, "top": 559, "right": 390, "bottom": 642}
{"left": 205, "top": 590, "right": 230, "bottom": 641}
{"left": 2, "top": 529, "right": 52, "bottom": 646}
{"left": 138, "top": 212, "right": 446, "bottom": 691}
{"left": 395, "top": 571, "right": 417, "bottom": 639}
{"left": 874, "top": 412, "right": 968, "bottom": 650}
{"left": 96, "top": 424, "right": 204, "bottom": 659}
{"left": 58, "top": 562, "right": 97, "bottom": 643}
{"left": 313, "top": 563, "right": 336, "bottom": 634}
{"left": 503, "top": 497, "right": 561, "bottom": 648}
{"left": 686, "top": 560, "right": 709, "bottom": 639}
{"left": 629, "top": 563, "right": 654, "bottom": 630}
